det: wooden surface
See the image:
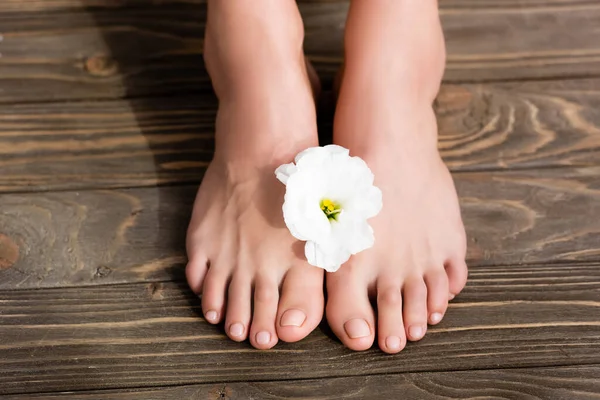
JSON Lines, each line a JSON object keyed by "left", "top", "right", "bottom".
{"left": 5, "top": 366, "right": 600, "bottom": 399}
{"left": 2, "top": 80, "right": 600, "bottom": 194}
{"left": 2, "top": 169, "right": 600, "bottom": 288}
{"left": 1, "top": 1, "right": 600, "bottom": 103}
{"left": 1, "top": 271, "right": 600, "bottom": 394}
{"left": 1, "top": 0, "right": 600, "bottom": 398}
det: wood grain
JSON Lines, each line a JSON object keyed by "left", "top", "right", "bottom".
{"left": 0, "top": 274, "right": 599, "bottom": 395}
{"left": 1, "top": 1, "right": 600, "bottom": 103}
{"left": 2, "top": 167, "right": 600, "bottom": 288}
{"left": 436, "top": 79, "right": 600, "bottom": 170}
{"left": 1, "top": 1, "right": 599, "bottom": 397}
{"left": 2, "top": 79, "right": 600, "bottom": 193}
{"left": 6, "top": 366, "right": 600, "bottom": 399}
{"left": 0, "top": 186, "right": 192, "bottom": 288}
{"left": 0, "top": 96, "right": 214, "bottom": 193}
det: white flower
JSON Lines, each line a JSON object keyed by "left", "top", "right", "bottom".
{"left": 275, "top": 145, "right": 382, "bottom": 272}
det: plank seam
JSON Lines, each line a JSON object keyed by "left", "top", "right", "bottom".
{"left": 0, "top": 160, "right": 598, "bottom": 196}
{"left": 3, "top": 362, "right": 600, "bottom": 397}
{"left": 1, "top": 258, "right": 599, "bottom": 292}
{"left": 2, "top": 72, "right": 600, "bottom": 108}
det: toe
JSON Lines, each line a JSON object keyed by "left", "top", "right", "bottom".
{"left": 402, "top": 276, "right": 428, "bottom": 342}
{"left": 249, "top": 276, "right": 280, "bottom": 350}
{"left": 326, "top": 270, "right": 375, "bottom": 351}
{"left": 201, "top": 264, "right": 229, "bottom": 324}
{"left": 376, "top": 282, "right": 406, "bottom": 354}
{"left": 224, "top": 273, "right": 252, "bottom": 342}
{"left": 424, "top": 270, "right": 449, "bottom": 325}
{"left": 185, "top": 255, "right": 208, "bottom": 294}
{"left": 446, "top": 256, "right": 468, "bottom": 299}
{"left": 276, "top": 263, "right": 324, "bottom": 343}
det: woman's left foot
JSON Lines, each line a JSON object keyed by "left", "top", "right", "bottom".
{"left": 329, "top": 108, "right": 468, "bottom": 353}
{"left": 326, "top": 0, "right": 468, "bottom": 353}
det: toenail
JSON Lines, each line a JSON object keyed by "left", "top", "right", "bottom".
{"left": 409, "top": 325, "right": 424, "bottom": 339}
{"left": 430, "top": 313, "right": 443, "bottom": 324}
{"left": 386, "top": 336, "right": 402, "bottom": 351}
{"left": 256, "top": 331, "right": 271, "bottom": 345}
{"left": 205, "top": 310, "right": 218, "bottom": 322}
{"left": 229, "top": 323, "right": 244, "bottom": 337}
{"left": 449, "top": 293, "right": 455, "bottom": 300}
{"left": 344, "top": 319, "right": 371, "bottom": 339}
{"left": 280, "top": 309, "right": 306, "bottom": 327}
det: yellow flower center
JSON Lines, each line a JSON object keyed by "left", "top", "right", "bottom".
{"left": 320, "top": 198, "right": 342, "bottom": 221}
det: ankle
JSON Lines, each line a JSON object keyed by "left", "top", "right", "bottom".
{"left": 342, "top": 0, "right": 446, "bottom": 104}
{"left": 204, "top": 0, "right": 306, "bottom": 98}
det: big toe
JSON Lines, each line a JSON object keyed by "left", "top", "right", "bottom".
{"left": 276, "top": 263, "right": 324, "bottom": 343}
{"left": 326, "top": 268, "right": 375, "bottom": 351}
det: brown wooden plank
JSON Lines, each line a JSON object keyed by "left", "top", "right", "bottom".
{"left": 437, "top": 79, "right": 600, "bottom": 171}
{"left": 0, "top": 1, "right": 599, "bottom": 103}
{"left": 2, "top": 79, "right": 600, "bottom": 193}
{"left": 0, "top": 8, "right": 209, "bottom": 102}
{"left": 0, "top": 273, "right": 599, "bottom": 395}
{"left": 0, "top": 96, "right": 214, "bottom": 193}
{"left": 1, "top": 167, "right": 600, "bottom": 289}
{"left": 6, "top": 366, "right": 600, "bottom": 399}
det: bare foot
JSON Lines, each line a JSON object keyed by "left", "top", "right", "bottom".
{"left": 326, "top": 0, "right": 468, "bottom": 353}
{"left": 186, "top": 0, "right": 324, "bottom": 349}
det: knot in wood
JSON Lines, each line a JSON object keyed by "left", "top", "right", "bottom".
{"left": 84, "top": 54, "right": 119, "bottom": 77}
{"left": 0, "top": 234, "right": 19, "bottom": 270}
{"left": 210, "top": 385, "right": 232, "bottom": 399}
{"left": 94, "top": 265, "right": 112, "bottom": 278}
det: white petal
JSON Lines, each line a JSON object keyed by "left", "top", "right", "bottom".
{"left": 323, "top": 144, "right": 350, "bottom": 157}
{"left": 294, "top": 146, "right": 328, "bottom": 167}
{"left": 332, "top": 215, "right": 375, "bottom": 255}
{"left": 275, "top": 163, "right": 297, "bottom": 185}
{"left": 282, "top": 170, "right": 331, "bottom": 242}
{"left": 283, "top": 195, "right": 331, "bottom": 242}
{"left": 351, "top": 186, "right": 383, "bottom": 219}
{"left": 305, "top": 241, "right": 351, "bottom": 272}
{"left": 365, "top": 186, "right": 383, "bottom": 219}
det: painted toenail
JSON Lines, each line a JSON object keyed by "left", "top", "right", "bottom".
{"left": 205, "top": 310, "right": 218, "bottom": 322}
{"left": 344, "top": 319, "right": 371, "bottom": 339}
{"left": 256, "top": 331, "right": 271, "bottom": 345}
{"left": 386, "top": 336, "right": 402, "bottom": 351}
{"left": 280, "top": 309, "right": 306, "bottom": 327}
{"left": 409, "top": 325, "right": 424, "bottom": 339}
{"left": 430, "top": 313, "right": 443, "bottom": 324}
{"left": 229, "top": 323, "right": 244, "bottom": 337}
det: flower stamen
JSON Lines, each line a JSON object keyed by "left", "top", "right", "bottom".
{"left": 320, "top": 199, "right": 342, "bottom": 221}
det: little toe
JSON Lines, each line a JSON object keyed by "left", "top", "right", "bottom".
{"left": 224, "top": 273, "right": 252, "bottom": 342}
{"left": 376, "top": 283, "right": 406, "bottom": 354}
{"left": 201, "top": 265, "right": 229, "bottom": 324}
{"left": 185, "top": 254, "right": 208, "bottom": 295}
{"left": 446, "top": 256, "right": 468, "bottom": 299}
{"left": 403, "top": 276, "right": 428, "bottom": 342}
{"left": 249, "top": 276, "right": 280, "bottom": 350}
{"left": 326, "top": 271, "right": 375, "bottom": 351}
{"left": 276, "top": 263, "right": 324, "bottom": 343}
{"left": 424, "top": 270, "right": 449, "bottom": 325}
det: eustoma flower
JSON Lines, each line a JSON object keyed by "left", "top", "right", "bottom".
{"left": 275, "top": 145, "right": 383, "bottom": 272}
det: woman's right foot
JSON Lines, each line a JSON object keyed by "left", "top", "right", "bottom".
{"left": 186, "top": 0, "right": 324, "bottom": 349}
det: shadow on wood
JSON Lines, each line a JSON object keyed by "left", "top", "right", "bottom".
{"left": 81, "top": 2, "right": 216, "bottom": 286}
